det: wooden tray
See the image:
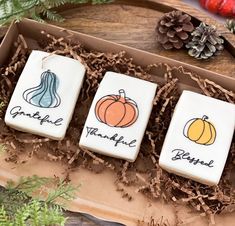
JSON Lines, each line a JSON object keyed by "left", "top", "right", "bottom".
{"left": 1, "top": 0, "right": 234, "bottom": 76}
{"left": 51, "top": 0, "right": 235, "bottom": 77}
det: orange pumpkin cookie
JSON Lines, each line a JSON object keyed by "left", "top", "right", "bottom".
{"left": 95, "top": 89, "right": 138, "bottom": 128}
{"left": 79, "top": 71, "right": 157, "bottom": 162}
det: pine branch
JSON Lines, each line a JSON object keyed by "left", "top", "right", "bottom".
{"left": 45, "top": 180, "right": 79, "bottom": 205}
{"left": 0, "top": 175, "right": 79, "bottom": 225}
{"left": 0, "top": 0, "right": 39, "bottom": 21}
{"left": 6, "top": 175, "right": 51, "bottom": 196}
{"left": 42, "top": 9, "right": 64, "bottom": 22}
{"left": 0, "top": 0, "right": 114, "bottom": 25}
{"left": 0, "top": 200, "right": 67, "bottom": 226}
{"left": 39, "top": 203, "right": 66, "bottom": 225}
{"left": 14, "top": 204, "right": 30, "bottom": 226}
{"left": 0, "top": 187, "right": 29, "bottom": 218}
{"left": 31, "top": 9, "right": 44, "bottom": 23}
{"left": 28, "top": 200, "right": 66, "bottom": 226}
{"left": 29, "top": 200, "right": 41, "bottom": 226}
{"left": 0, "top": 206, "right": 12, "bottom": 226}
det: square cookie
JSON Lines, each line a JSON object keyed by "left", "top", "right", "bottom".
{"left": 79, "top": 71, "right": 157, "bottom": 162}
{"left": 159, "top": 90, "right": 235, "bottom": 185}
{"left": 5, "top": 50, "right": 86, "bottom": 140}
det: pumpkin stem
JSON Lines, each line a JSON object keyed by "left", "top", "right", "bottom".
{"left": 202, "top": 115, "right": 208, "bottom": 121}
{"left": 118, "top": 89, "right": 126, "bottom": 103}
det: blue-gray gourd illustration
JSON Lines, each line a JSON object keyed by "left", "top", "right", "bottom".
{"left": 23, "top": 70, "right": 61, "bottom": 108}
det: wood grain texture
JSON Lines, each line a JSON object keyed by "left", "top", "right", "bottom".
{"left": 65, "top": 211, "right": 123, "bottom": 226}
{"left": 51, "top": 0, "right": 235, "bottom": 79}
{"left": 0, "top": 1, "right": 235, "bottom": 225}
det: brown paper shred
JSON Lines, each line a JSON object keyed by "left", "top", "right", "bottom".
{"left": 14, "top": 135, "right": 50, "bottom": 144}
{"left": 138, "top": 216, "right": 170, "bottom": 226}
{"left": 0, "top": 32, "right": 235, "bottom": 225}
{"left": 81, "top": 148, "right": 115, "bottom": 171}
{"left": 177, "top": 66, "right": 235, "bottom": 103}
{"left": 115, "top": 182, "right": 133, "bottom": 201}
{"left": 155, "top": 97, "right": 173, "bottom": 124}
{"left": 47, "top": 153, "right": 62, "bottom": 162}
{"left": 0, "top": 35, "right": 28, "bottom": 107}
{"left": 145, "top": 131, "right": 157, "bottom": 155}
{"left": 18, "top": 34, "right": 28, "bottom": 50}
{"left": 147, "top": 63, "right": 173, "bottom": 83}
{"left": 153, "top": 78, "right": 178, "bottom": 106}
{"left": 68, "top": 148, "right": 81, "bottom": 165}
{"left": 192, "top": 77, "right": 212, "bottom": 97}
{"left": 120, "top": 161, "right": 130, "bottom": 185}
{"left": 136, "top": 169, "right": 161, "bottom": 199}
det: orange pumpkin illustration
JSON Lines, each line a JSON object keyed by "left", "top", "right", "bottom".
{"left": 183, "top": 115, "right": 216, "bottom": 146}
{"left": 95, "top": 89, "right": 139, "bottom": 128}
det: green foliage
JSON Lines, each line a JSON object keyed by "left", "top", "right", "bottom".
{"left": 0, "top": 188, "right": 29, "bottom": 218}
{"left": 0, "top": 144, "right": 6, "bottom": 155}
{"left": 0, "top": 175, "right": 79, "bottom": 226}
{"left": 36, "top": 202, "right": 66, "bottom": 226}
{"left": 0, "top": 100, "right": 5, "bottom": 117}
{"left": 0, "top": 206, "right": 12, "bottom": 226}
{"left": 46, "top": 179, "right": 78, "bottom": 205}
{"left": 0, "top": 200, "right": 66, "bottom": 226}
{"left": 0, "top": 0, "right": 113, "bottom": 25}
{"left": 14, "top": 205, "right": 30, "bottom": 226}
{"left": 6, "top": 175, "right": 51, "bottom": 196}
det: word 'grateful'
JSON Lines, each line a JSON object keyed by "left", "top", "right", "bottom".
{"left": 10, "top": 106, "right": 63, "bottom": 126}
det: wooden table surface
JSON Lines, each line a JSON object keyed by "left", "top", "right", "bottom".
{"left": 51, "top": 0, "right": 235, "bottom": 78}
{"left": 0, "top": 0, "right": 234, "bottom": 225}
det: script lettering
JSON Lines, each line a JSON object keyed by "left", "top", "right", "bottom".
{"left": 86, "top": 126, "right": 137, "bottom": 148}
{"left": 171, "top": 149, "right": 214, "bottom": 168}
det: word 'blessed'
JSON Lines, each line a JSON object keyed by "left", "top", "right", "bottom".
{"left": 171, "top": 149, "right": 214, "bottom": 168}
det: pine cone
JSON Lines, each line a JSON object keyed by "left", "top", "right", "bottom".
{"left": 186, "top": 23, "right": 224, "bottom": 60}
{"left": 156, "top": 10, "right": 194, "bottom": 50}
{"left": 226, "top": 19, "right": 235, "bottom": 34}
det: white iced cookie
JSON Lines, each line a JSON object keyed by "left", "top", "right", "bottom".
{"left": 79, "top": 71, "right": 157, "bottom": 162}
{"left": 5, "top": 50, "right": 86, "bottom": 140}
{"left": 159, "top": 90, "right": 235, "bottom": 186}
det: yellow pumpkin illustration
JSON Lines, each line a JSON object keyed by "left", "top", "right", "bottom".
{"left": 183, "top": 115, "right": 216, "bottom": 145}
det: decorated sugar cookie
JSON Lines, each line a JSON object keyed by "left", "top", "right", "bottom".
{"left": 79, "top": 71, "right": 157, "bottom": 162}
{"left": 5, "top": 50, "right": 86, "bottom": 140}
{"left": 159, "top": 90, "right": 235, "bottom": 186}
